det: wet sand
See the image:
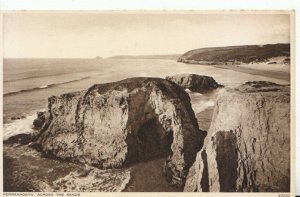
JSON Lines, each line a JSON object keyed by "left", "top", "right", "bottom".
{"left": 211, "top": 64, "right": 290, "bottom": 81}
{"left": 123, "top": 158, "right": 182, "bottom": 192}
{"left": 196, "top": 107, "right": 214, "bottom": 132}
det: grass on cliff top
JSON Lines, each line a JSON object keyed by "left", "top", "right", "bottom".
{"left": 180, "top": 43, "right": 290, "bottom": 64}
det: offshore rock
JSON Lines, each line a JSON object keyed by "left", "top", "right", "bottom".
{"left": 4, "top": 132, "right": 40, "bottom": 145}
{"left": 166, "top": 74, "right": 223, "bottom": 93}
{"left": 33, "top": 111, "right": 46, "bottom": 129}
{"left": 36, "top": 77, "right": 206, "bottom": 186}
{"left": 184, "top": 81, "right": 290, "bottom": 192}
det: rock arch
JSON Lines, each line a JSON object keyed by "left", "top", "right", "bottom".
{"left": 37, "top": 78, "right": 206, "bottom": 186}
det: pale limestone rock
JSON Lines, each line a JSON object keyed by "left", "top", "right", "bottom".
{"left": 36, "top": 77, "right": 206, "bottom": 186}
{"left": 184, "top": 81, "right": 290, "bottom": 192}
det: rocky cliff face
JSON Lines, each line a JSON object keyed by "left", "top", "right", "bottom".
{"left": 184, "top": 81, "right": 290, "bottom": 192}
{"left": 166, "top": 74, "right": 223, "bottom": 93}
{"left": 35, "top": 77, "right": 206, "bottom": 186}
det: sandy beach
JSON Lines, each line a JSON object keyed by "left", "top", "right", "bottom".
{"left": 212, "top": 63, "right": 290, "bottom": 81}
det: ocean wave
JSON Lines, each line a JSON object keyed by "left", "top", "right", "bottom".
{"left": 4, "top": 76, "right": 91, "bottom": 96}
{"left": 52, "top": 167, "right": 131, "bottom": 192}
{"left": 3, "top": 113, "right": 38, "bottom": 140}
{"left": 192, "top": 100, "right": 215, "bottom": 114}
{"left": 39, "top": 85, "right": 49, "bottom": 89}
{"left": 185, "top": 88, "right": 192, "bottom": 93}
{"left": 186, "top": 90, "right": 215, "bottom": 113}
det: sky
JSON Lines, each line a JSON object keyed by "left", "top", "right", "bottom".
{"left": 3, "top": 12, "right": 290, "bottom": 58}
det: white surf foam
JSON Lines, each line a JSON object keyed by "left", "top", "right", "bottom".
{"left": 186, "top": 90, "right": 215, "bottom": 114}
{"left": 3, "top": 110, "right": 44, "bottom": 140}
{"left": 52, "top": 168, "right": 131, "bottom": 192}
{"left": 39, "top": 85, "right": 48, "bottom": 89}
{"left": 185, "top": 88, "right": 192, "bottom": 93}
{"left": 192, "top": 100, "right": 215, "bottom": 114}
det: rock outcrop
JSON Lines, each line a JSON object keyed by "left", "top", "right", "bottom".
{"left": 166, "top": 74, "right": 223, "bottom": 93}
{"left": 184, "top": 81, "right": 290, "bottom": 192}
{"left": 4, "top": 132, "right": 39, "bottom": 145}
{"left": 33, "top": 111, "right": 46, "bottom": 129}
{"left": 35, "top": 77, "right": 206, "bottom": 186}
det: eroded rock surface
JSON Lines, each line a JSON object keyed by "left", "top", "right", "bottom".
{"left": 35, "top": 77, "right": 205, "bottom": 186}
{"left": 166, "top": 74, "right": 223, "bottom": 93}
{"left": 3, "top": 144, "right": 130, "bottom": 192}
{"left": 184, "top": 81, "right": 290, "bottom": 192}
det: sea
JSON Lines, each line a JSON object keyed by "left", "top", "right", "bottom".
{"left": 3, "top": 58, "right": 290, "bottom": 192}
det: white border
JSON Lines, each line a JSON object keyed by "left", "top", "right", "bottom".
{"left": 0, "top": 0, "right": 298, "bottom": 195}
{"left": 0, "top": 0, "right": 297, "bottom": 10}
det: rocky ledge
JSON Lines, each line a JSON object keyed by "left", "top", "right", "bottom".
{"left": 184, "top": 81, "right": 290, "bottom": 192}
{"left": 166, "top": 74, "right": 223, "bottom": 93}
{"left": 31, "top": 77, "right": 206, "bottom": 187}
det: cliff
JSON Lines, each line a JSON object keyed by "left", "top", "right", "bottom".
{"left": 184, "top": 81, "right": 290, "bottom": 192}
{"left": 34, "top": 77, "right": 206, "bottom": 186}
{"left": 166, "top": 74, "right": 223, "bottom": 93}
{"left": 178, "top": 44, "right": 290, "bottom": 65}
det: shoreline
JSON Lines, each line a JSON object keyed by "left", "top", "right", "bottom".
{"left": 213, "top": 64, "right": 290, "bottom": 82}
{"left": 180, "top": 61, "right": 290, "bottom": 82}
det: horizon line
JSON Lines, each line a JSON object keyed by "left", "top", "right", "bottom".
{"left": 3, "top": 42, "right": 290, "bottom": 59}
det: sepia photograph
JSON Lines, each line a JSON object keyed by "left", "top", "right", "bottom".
{"left": 2, "top": 11, "right": 293, "bottom": 194}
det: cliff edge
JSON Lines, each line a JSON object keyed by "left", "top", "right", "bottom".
{"left": 184, "top": 81, "right": 290, "bottom": 192}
